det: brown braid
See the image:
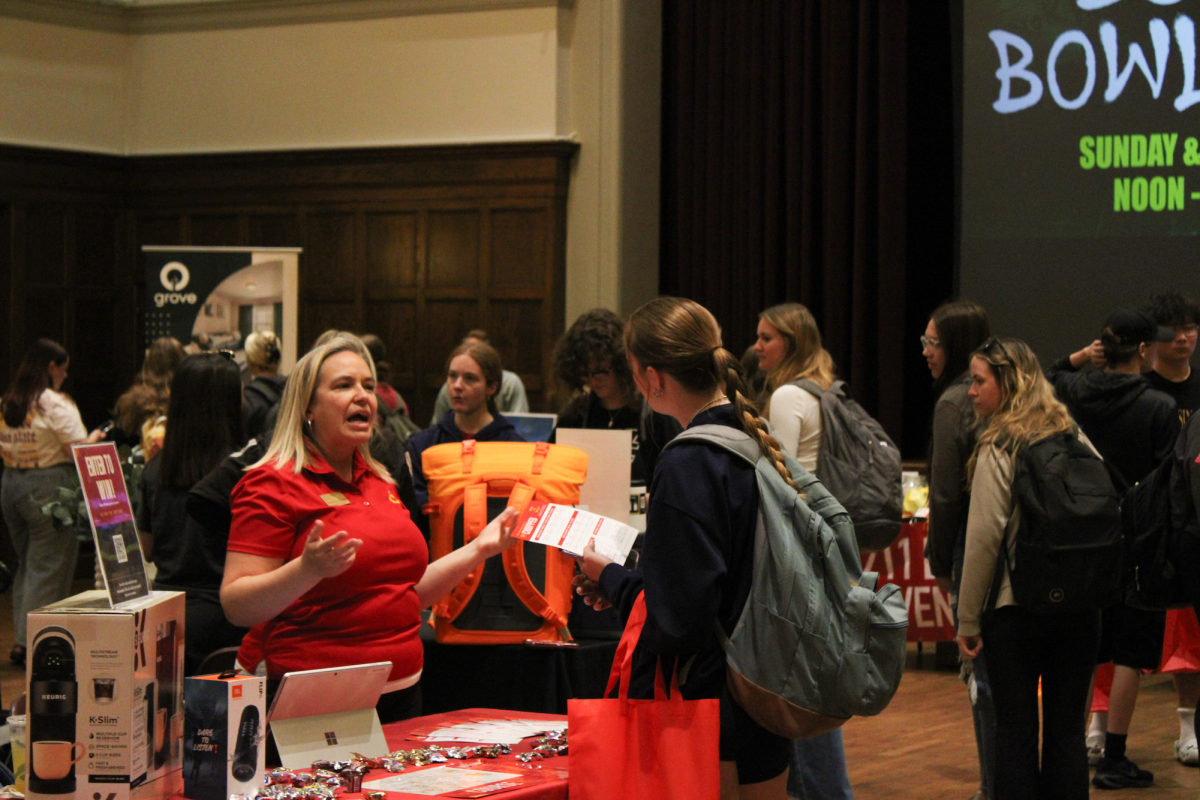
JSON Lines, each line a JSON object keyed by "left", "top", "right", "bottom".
{"left": 717, "top": 349, "right": 801, "bottom": 494}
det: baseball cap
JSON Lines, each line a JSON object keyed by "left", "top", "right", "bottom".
{"left": 1104, "top": 307, "right": 1174, "bottom": 346}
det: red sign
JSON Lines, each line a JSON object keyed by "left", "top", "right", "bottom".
{"left": 861, "top": 520, "right": 956, "bottom": 643}
{"left": 73, "top": 442, "right": 151, "bottom": 606}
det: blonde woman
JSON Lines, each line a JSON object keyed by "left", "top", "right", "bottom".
{"left": 221, "top": 333, "right": 518, "bottom": 722}
{"left": 242, "top": 330, "right": 286, "bottom": 442}
{"left": 754, "top": 305, "right": 851, "bottom": 797}
{"left": 957, "top": 337, "right": 1101, "bottom": 799}
{"left": 753, "top": 303, "right": 835, "bottom": 472}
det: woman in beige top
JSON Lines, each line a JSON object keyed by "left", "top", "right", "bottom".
{"left": 955, "top": 337, "right": 1100, "bottom": 800}
{"left": 0, "top": 339, "right": 105, "bottom": 666}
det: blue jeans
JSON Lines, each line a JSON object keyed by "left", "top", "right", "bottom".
{"left": 786, "top": 729, "right": 854, "bottom": 800}
{"left": 953, "top": 529, "right": 996, "bottom": 798}
{"left": 1, "top": 464, "right": 80, "bottom": 646}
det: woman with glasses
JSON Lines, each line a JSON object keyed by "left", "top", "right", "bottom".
{"left": 957, "top": 336, "right": 1101, "bottom": 800}
{"left": 551, "top": 309, "right": 647, "bottom": 481}
{"left": 920, "top": 300, "right": 992, "bottom": 799}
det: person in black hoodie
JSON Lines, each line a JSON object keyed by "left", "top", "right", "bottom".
{"left": 1047, "top": 306, "right": 1178, "bottom": 790}
{"left": 407, "top": 340, "right": 525, "bottom": 511}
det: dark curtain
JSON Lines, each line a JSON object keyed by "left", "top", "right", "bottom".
{"left": 660, "top": 0, "right": 912, "bottom": 441}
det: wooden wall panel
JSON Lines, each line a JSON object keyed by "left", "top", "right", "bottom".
{"left": 1, "top": 141, "right": 576, "bottom": 436}
{"left": 365, "top": 211, "right": 418, "bottom": 296}
{"left": 77, "top": 211, "right": 117, "bottom": 286}
{"left": 490, "top": 207, "right": 548, "bottom": 293}
{"left": 426, "top": 210, "right": 480, "bottom": 291}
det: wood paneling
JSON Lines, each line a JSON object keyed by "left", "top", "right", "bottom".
{"left": 1, "top": 140, "right": 576, "bottom": 430}
{"left": 365, "top": 211, "right": 419, "bottom": 296}
{"left": 427, "top": 210, "right": 480, "bottom": 291}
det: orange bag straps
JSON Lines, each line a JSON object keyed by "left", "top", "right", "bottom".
{"left": 501, "top": 479, "right": 572, "bottom": 640}
{"left": 432, "top": 482, "right": 490, "bottom": 622}
{"left": 530, "top": 441, "right": 550, "bottom": 474}
{"left": 460, "top": 439, "right": 477, "bottom": 473}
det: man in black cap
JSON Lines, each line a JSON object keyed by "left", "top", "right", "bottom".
{"left": 1048, "top": 307, "right": 1178, "bottom": 790}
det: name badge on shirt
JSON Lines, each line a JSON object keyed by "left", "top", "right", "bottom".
{"left": 320, "top": 492, "right": 350, "bottom": 506}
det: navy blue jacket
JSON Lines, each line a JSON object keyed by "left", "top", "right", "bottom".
{"left": 406, "top": 411, "right": 525, "bottom": 508}
{"left": 598, "top": 404, "right": 759, "bottom": 700}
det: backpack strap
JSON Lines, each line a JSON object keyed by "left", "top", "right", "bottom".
{"left": 432, "top": 482, "right": 490, "bottom": 622}
{"left": 667, "top": 424, "right": 761, "bottom": 466}
{"left": 461, "top": 440, "right": 477, "bottom": 473}
{"left": 501, "top": 480, "right": 573, "bottom": 640}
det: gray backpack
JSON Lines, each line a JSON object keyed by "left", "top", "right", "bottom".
{"left": 668, "top": 425, "right": 908, "bottom": 739}
{"left": 793, "top": 380, "right": 903, "bottom": 552}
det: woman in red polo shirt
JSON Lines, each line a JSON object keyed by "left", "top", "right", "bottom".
{"left": 221, "top": 332, "right": 517, "bottom": 722}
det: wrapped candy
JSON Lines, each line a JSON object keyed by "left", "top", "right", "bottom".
{"left": 310, "top": 760, "right": 334, "bottom": 773}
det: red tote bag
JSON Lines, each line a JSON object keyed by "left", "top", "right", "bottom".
{"left": 568, "top": 592, "right": 720, "bottom": 800}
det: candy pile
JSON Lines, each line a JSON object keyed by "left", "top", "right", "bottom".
{"left": 245, "top": 736, "right": 562, "bottom": 800}
{"left": 514, "top": 731, "right": 568, "bottom": 763}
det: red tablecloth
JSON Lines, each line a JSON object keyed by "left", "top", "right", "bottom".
{"left": 374, "top": 708, "right": 568, "bottom": 800}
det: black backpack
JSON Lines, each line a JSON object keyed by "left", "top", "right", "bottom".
{"left": 793, "top": 380, "right": 903, "bottom": 552}
{"left": 1120, "top": 413, "right": 1200, "bottom": 610}
{"left": 1000, "top": 432, "right": 1124, "bottom": 614}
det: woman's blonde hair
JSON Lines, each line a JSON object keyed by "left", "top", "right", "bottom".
{"left": 626, "top": 296, "right": 800, "bottom": 493}
{"left": 759, "top": 303, "right": 835, "bottom": 395}
{"left": 244, "top": 330, "right": 282, "bottom": 370}
{"left": 250, "top": 332, "right": 391, "bottom": 481}
{"left": 966, "top": 336, "right": 1074, "bottom": 481}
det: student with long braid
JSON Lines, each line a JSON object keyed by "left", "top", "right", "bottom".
{"left": 577, "top": 297, "right": 791, "bottom": 800}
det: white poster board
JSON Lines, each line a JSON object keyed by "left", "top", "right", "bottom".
{"left": 554, "top": 428, "right": 632, "bottom": 523}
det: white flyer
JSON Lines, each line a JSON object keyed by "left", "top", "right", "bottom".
{"left": 513, "top": 501, "right": 638, "bottom": 563}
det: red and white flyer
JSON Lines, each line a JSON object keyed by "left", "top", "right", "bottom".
{"left": 513, "top": 501, "right": 638, "bottom": 563}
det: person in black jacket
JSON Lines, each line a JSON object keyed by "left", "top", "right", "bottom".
{"left": 576, "top": 297, "right": 791, "bottom": 799}
{"left": 242, "top": 331, "right": 287, "bottom": 443}
{"left": 407, "top": 341, "right": 525, "bottom": 511}
{"left": 138, "top": 353, "right": 249, "bottom": 675}
{"left": 1047, "top": 306, "right": 1178, "bottom": 789}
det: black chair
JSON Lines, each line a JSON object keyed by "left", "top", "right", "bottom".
{"left": 195, "top": 647, "right": 240, "bottom": 675}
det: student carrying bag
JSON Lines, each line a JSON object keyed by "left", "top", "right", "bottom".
{"left": 995, "top": 432, "right": 1125, "bottom": 614}
{"left": 1120, "top": 412, "right": 1200, "bottom": 610}
{"left": 666, "top": 425, "right": 908, "bottom": 739}
{"left": 792, "top": 379, "right": 903, "bottom": 552}
{"left": 421, "top": 440, "right": 588, "bottom": 644}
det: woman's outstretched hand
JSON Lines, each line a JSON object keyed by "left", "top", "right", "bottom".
{"left": 476, "top": 507, "right": 520, "bottom": 559}
{"left": 298, "top": 520, "right": 362, "bottom": 579}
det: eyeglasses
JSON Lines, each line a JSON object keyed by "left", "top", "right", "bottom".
{"left": 920, "top": 335, "right": 942, "bottom": 350}
{"left": 217, "top": 350, "right": 237, "bottom": 362}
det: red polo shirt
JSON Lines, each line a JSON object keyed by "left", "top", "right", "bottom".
{"left": 228, "top": 450, "right": 428, "bottom": 683}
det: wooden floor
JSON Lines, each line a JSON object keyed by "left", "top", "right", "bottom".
{"left": 0, "top": 585, "right": 1194, "bottom": 798}
{"left": 842, "top": 645, "right": 1200, "bottom": 799}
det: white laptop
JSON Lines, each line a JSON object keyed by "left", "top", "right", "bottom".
{"left": 267, "top": 662, "right": 392, "bottom": 768}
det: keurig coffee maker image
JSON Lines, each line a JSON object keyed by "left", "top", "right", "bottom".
{"left": 28, "top": 626, "right": 80, "bottom": 796}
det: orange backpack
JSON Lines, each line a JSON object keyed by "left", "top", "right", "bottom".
{"left": 421, "top": 440, "right": 588, "bottom": 644}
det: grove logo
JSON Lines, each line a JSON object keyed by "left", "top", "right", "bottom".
{"left": 155, "top": 261, "right": 197, "bottom": 307}
{"left": 159, "top": 262, "right": 190, "bottom": 291}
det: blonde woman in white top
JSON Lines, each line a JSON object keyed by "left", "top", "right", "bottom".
{"left": 754, "top": 303, "right": 835, "bottom": 470}
{"left": 0, "top": 339, "right": 104, "bottom": 666}
{"left": 753, "top": 303, "right": 851, "bottom": 800}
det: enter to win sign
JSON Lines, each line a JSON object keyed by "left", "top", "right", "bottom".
{"left": 861, "top": 520, "right": 956, "bottom": 643}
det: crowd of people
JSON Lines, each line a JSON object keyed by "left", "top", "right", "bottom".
{"left": 0, "top": 289, "right": 1199, "bottom": 799}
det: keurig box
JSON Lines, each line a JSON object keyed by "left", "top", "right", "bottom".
{"left": 183, "top": 674, "right": 265, "bottom": 800}
{"left": 26, "top": 591, "right": 185, "bottom": 800}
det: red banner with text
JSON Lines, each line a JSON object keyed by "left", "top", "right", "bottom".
{"left": 861, "top": 520, "right": 956, "bottom": 643}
